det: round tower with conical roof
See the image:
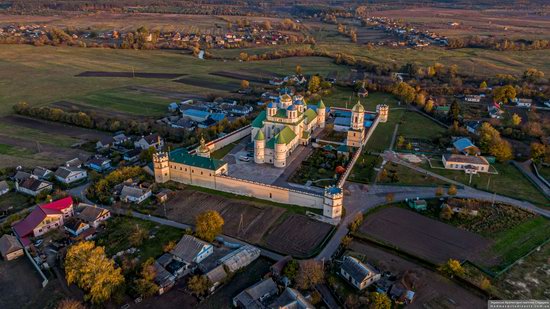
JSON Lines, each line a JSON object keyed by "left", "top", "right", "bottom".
{"left": 317, "top": 100, "right": 326, "bottom": 128}
{"left": 351, "top": 100, "right": 365, "bottom": 131}
{"left": 273, "top": 134, "right": 287, "bottom": 168}
{"left": 254, "top": 130, "right": 265, "bottom": 164}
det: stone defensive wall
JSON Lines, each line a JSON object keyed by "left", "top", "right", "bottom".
{"left": 190, "top": 125, "right": 252, "bottom": 155}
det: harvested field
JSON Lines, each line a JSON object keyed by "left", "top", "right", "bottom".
{"left": 50, "top": 100, "right": 148, "bottom": 120}
{"left": 76, "top": 71, "right": 185, "bottom": 79}
{"left": 173, "top": 77, "right": 237, "bottom": 92}
{"left": 359, "top": 207, "right": 492, "bottom": 264}
{"left": 159, "top": 189, "right": 285, "bottom": 244}
{"left": 263, "top": 214, "right": 333, "bottom": 258}
{"left": 349, "top": 241, "right": 487, "bottom": 308}
{"left": 127, "top": 86, "right": 208, "bottom": 101}
{"left": 0, "top": 135, "right": 89, "bottom": 160}
{"left": 1, "top": 115, "right": 110, "bottom": 141}
{"left": 209, "top": 71, "right": 270, "bottom": 84}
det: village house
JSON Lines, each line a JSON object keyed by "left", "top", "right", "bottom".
{"left": 134, "top": 134, "right": 164, "bottom": 151}
{"left": 464, "top": 95, "right": 481, "bottom": 103}
{"left": 0, "top": 180, "right": 9, "bottom": 196}
{"left": 452, "top": 137, "right": 480, "bottom": 155}
{"left": 340, "top": 255, "right": 381, "bottom": 290}
{"left": 182, "top": 109, "right": 210, "bottom": 122}
{"left": 16, "top": 177, "right": 52, "bottom": 196}
{"left": 63, "top": 218, "right": 90, "bottom": 237}
{"left": 153, "top": 261, "right": 177, "bottom": 295}
{"left": 12, "top": 197, "right": 74, "bottom": 241}
{"left": 170, "top": 235, "right": 213, "bottom": 264}
{"left": 95, "top": 133, "right": 129, "bottom": 150}
{"left": 0, "top": 234, "right": 24, "bottom": 261}
{"left": 233, "top": 278, "right": 278, "bottom": 309}
{"left": 269, "top": 287, "right": 314, "bottom": 309}
{"left": 86, "top": 157, "right": 112, "bottom": 173}
{"left": 465, "top": 121, "right": 482, "bottom": 135}
{"left": 65, "top": 158, "right": 83, "bottom": 168}
{"left": 55, "top": 166, "right": 87, "bottom": 185}
{"left": 32, "top": 166, "right": 52, "bottom": 180}
{"left": 13, "top": 171, "right": 31, "bottom": 183}
{"left": 407, "top": 198, "right": 428, "bottom": 211}
{"left": 515, "top": 98, "right": 533, "bottom": 108}
{"left": 442, "top": 154, "right": 490, "bottom": 173}
{"left": 123, "top": 149, "right": 142, "bottom": 162}
{"left": 120, "top": 185, "right": 152, "bottom": 204}
{"left": 77, "top": 204, "right": 111, "bottom": 228}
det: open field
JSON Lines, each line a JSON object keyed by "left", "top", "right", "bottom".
{"left": 348, "top": 240, "right": 487, "bottom": 308}
{"left": 397, "top": 111, "right": 447, "bottom": 140}
{"left": 378, "top": 8, "right": 550, "bottom": 40}
{"left": 263, "top": 214, "right": 333, "bottom": 258}
{"left": 424, "top": 161, "right": 549, "bottom": 207}
{"left": 358, "top": 207, "right": 493, "bottom": 264}
{"left": 377, "top": 161, "right": 450, "bottom": 187}
{"left": 0, "top": 12, "right": 229, "bottom": 32}
{"left": 0, "top": 192, "right": 32, "bottom": 217}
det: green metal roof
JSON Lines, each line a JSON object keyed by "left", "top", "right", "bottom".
{"left": 266, "top": 126, "right": 296, "bottom": 149}
{"left": 169, "top": 148, "right": 226, "bottom": 170}
{"left": 252, "top": 111, "right": 266, "bottom": 128}
{"left": 255, "top": 130, "right": 265, "bottom": 141}
{"left": 318, "top": 100, "right": 326, "bottom": 109}
{"left": 274, "top": 109, "right": 288, "bottom": 118}
{"left": 304, "top": 108, "right": 318, "bottom": 124}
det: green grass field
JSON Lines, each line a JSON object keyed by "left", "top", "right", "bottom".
{"left": 76, "top": 88, "right": 171, "bottom": 116}
{"left": 397, "top": 111, "right": 447, "bottom": 139}
{"left": 321, "top": 86, "right": 398, "bottom": 110}
{"left": 0, "top": 123, "right": 79, "bottom": 148}
{"left": 424, "top": 161, "right": 549, "bottom": 207}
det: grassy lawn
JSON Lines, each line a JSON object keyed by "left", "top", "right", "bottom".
{"left": 322, "top": 86, "right": 398, "bottom": 110}
{"left": 288, "top": 148, "right": 344, "bottom": 187}
{"left": 536, "top": 164, "right": 550, "bottom": 182}
{"left": 488, "top": 217, "right": 550, "bottom": 270}
{"left": 210, "top": 140, "right": 242, "bottom": 160}
{"left": 96, "top": 216, "right": 184, "bottom": 263}
{"left": 0, "top": 144, "right": 31, "bottom": 157}
{"left": 423, "top": 161, "right": 549, "bottom": 207}
{"left": 349, "top": 153, "right": 382, "bottom": 183}
{"left": 378, "top": 162, "right": 450, "bottom": 187}
{"left": 75, "top": 88, "right": 171, "bottom": 116}
{"left": 364, "top": 108, "right": 405, "bottom": 152}
{"left": 397, "top": 111, "right": 447, "bottom": 140}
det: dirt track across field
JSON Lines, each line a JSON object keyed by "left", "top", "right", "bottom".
{"left": 173, "top": 77, "right": 237, "bottom": 92}
{"left": 209, "top": 71, "right": 270, "bottom": 84}
{"left": 359, "top": 207, "right": 492, "bottom": 264}
{"left": 76, "top": 71, "right": 185, "bottom": 78}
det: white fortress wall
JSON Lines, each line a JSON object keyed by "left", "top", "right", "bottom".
{"left": 190, "top": 125, "right": 252, "bottom": 154}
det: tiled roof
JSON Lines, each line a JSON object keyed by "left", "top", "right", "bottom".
{"left": 120, "top": 185, "right": 149, "bottom": 199}
{"left": 18, "top": 177, "right": 50, "bottom": 192}
{"left": 169, "top": 148, "right": 226, "bottom": 171}
{"left": 444, "top": 154, "right": 489, "bottom": 165}
{"left": 55, "top": 166, "right": 84, "bottom": 179}
{"left": 42, "top": 196, "right": 73, "bottom": 211}
{"left": 13, "top": 197, "right": 72, "bottom": 238}
{"left": 251, "top": 111, "right": 266, "bottom": 128}
{"left": 78, "top": 205, "right": 109, "bottom": 222}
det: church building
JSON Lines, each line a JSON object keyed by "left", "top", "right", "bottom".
{"left": 251, "top": 93, "right": 326, "bottom": 168}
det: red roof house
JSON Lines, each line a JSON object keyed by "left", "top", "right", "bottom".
{"left": 13, "top": 197, "right": 74, "bottom": 240}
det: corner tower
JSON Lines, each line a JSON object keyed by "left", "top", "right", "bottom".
{"left": 323, "top": 186, "right": 343, "bottom": 219}
{"left": 153, "top": 152, "right": 170, "bottom": 183}
{"left": 376, "top": 104, "right": 389, "bottom": 123}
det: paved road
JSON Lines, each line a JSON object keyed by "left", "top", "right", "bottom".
{"left": 513, "top": 160, "right": 550, "bottom": 197}
{"left": 316, "top": 182, "right": 550, "bottom": 261}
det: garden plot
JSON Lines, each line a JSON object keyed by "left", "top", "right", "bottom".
{"left": 358, "top": 207, "right": 492, "bottom": 264}
{"left": 263, "top": 214, "right": 333, "bottom": 258}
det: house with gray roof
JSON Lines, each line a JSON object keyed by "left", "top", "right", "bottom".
{"left": 16, "top": 177, "right": 52, "bottom": 196}
{"left": 77, "top": 204, "right": 111, "bottom": 227}
{"left": 170, "top": 235, "right": 213, "bottom": 264}
{"left": 340, "top": 255, "right": 381, "bottom": 290}
{"left": 55, "top": 166, "right": 87, "bottom": 184}
{"left": 32, "top": 166, "right": 52, "bottom": 180}
{"left": 219, "top": 245, "right": 261, "bottom": 273}
{"left": 233, "top": 278, "right": 278, "bottom": 309}
{"left": 0, "top": 234, "right": 23, "bottom": 261}
{"left": 120, "top": 185, "right": 152, "bottom": 204}
{"left": 269, "top": 287, "right": 314, "bottom": 309}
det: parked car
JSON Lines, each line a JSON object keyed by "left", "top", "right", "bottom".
{"left": 239, "top": 156, "right": 251, "bottom": 162}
